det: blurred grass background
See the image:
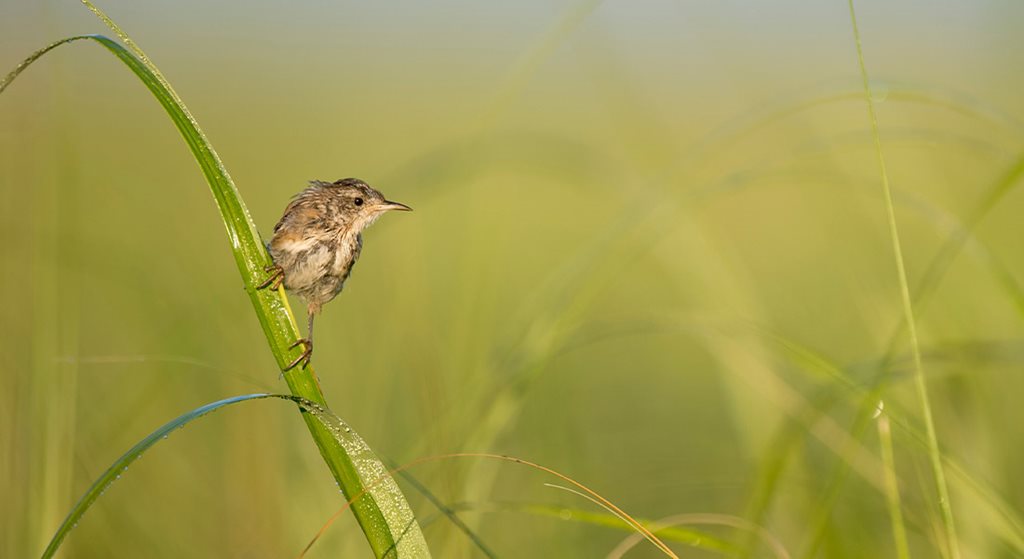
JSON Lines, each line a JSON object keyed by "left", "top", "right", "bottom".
{"left": 2, "top": 0, "right": 1024, "bottom": 557}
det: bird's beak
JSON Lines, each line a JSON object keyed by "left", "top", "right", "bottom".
{"left": 380, "top": 200, "right": 413, "bottom": 212}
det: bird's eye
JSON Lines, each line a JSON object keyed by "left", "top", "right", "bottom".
{"left": 354, "top": 197, "right": 364, "bottom": 206}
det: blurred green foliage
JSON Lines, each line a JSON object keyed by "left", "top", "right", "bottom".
{"left": 2, "top": 1, "right": 1024, "bottom": 557}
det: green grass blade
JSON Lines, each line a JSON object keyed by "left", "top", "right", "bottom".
{"left": 387, "top": 464, "right": 500, "bottom": 559}
{"left": 0, "top": 36, "right": 90, "bottom": 94}
{"left": 846, "top": 2, "right": 960, "bottom": 557}
{"left": 425, "top": 502, "right": 740, "bottom": 556}
{"left": 536, "top": 508, "right": 737, "bottom": 556}
{"left": 758, "top": 326, "right": 1024, "bottom": 555}
{"left": 42, "top": 394, "right": 274, "bottom": 558}
{"left": 1, "top": 10, "right": 427, "bottom": 557}
{"left": 295, "top": 403, "right": 432, "bottom": 558}
{"left": 41, "top": 394, "right": 427, "bottom": 558}
{"left": 877, "top": 406, "right": 911, "bottom": 559}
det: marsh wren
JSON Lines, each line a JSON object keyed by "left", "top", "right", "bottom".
{"left": 258, "top": 178, "right": 412, "bottom": 370}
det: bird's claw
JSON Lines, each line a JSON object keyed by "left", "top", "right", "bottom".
{"left": 285, "top": 338, "right": 312, "bottom": 370}
{"left": 256, "top": 264, "right": 285, "bottom": 290}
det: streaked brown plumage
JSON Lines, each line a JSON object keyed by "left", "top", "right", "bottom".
{"left": 258, "top": 178, "right": 411, "bottom": 369}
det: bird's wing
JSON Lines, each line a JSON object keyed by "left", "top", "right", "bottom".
{"left": 273, "top": 192, "right": 327, "bottom": 234}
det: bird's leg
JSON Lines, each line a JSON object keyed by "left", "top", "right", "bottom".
{"left": 285, "top": 309, "right": 315, "bottom": 370}
{"left": 307, "top": 311, "right": 315, "bottom": 348}
{"left": 256, "top": 264, "right": 285, "bottom": 290}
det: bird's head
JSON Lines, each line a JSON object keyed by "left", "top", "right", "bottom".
{"left": 322, "top": 177, "right": 412, "bottom": 230}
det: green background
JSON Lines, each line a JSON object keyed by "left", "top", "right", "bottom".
{"left": 2, "top": 1, "right": 1023, "bottom": 557}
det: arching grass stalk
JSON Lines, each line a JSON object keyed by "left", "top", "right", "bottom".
{"left": 1, "top": 1, "right": 429, "bottom": 555}
{"left": 846, "top": 1, "right": 960, "bottom": 557}
{"left": 606, "top": 513, "right": 790, "bottom": 559}
{"left": 302, "top": 453, "right": 680, "bottom": 559}
{"left": 37, "top": 393, "right": 428, "bottom": 559}
{"left": 41, "top": 394, "right": 281, "bottom": 558}
{"left": 417, "top": 502, "right": 736, "bottom": 555}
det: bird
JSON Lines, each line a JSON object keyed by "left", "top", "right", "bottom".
{"left": 258, "top": 178, "right": 411, "bottom": 370}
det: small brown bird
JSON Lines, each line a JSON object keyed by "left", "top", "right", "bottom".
{"left": 258, "top": 178, "right": 411, "bottom": 369}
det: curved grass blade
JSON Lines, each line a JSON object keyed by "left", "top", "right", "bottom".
{"left": 42, "top": 394, "right": 428, "bottom": 559}
{"left": 553, "top": 312, "right": 1024, "bottom": 555}
{"left": 305, "top": 453, "right": 679, "bottom": 559}
{"left": 292, "top": 403, "right": 431, "bottom": 558}
{"left": 523, "top": 506, "right": 734, "bottom": 556}
{"left": 420, "top": 501, "right": 735, "bottom": 555}
{"left": 43, "top": 394, "right": 274, "bottom": 558}
{"left": 559, "top": 311, "right": 1024, "bottom": 555}
{"left": 766, "top": 329, "right": 1024, "bottom": 555}
{"left": 1, "top": 7, "right": 425, "bottom": 555}
{"left": 385, "top": 462, "right": 500, "bottom": 559}
{"left": 666, "top": 141, "right": 1024, "bottom": 553}
{"left": 541, "top": 484, "right": 760, "bottom": 558}
{"left": 605, "top": 513, "right": 789, "bottom": 559}
{"left": 710, "top": 318, "right": 1024, "bottom": 556}
{"left": 433, "top": 454, "right": 679, "bottom": 558}
{"left": 0, "top": 36, "right": 93, "bottom": 94}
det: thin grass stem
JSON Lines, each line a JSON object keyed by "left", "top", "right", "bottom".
{"left": 304, "top": 453, "right": 679, "bottom": 559}
{"left": 846, "top": 1, "right": 960, "bottom": 557}
{"left": 877, "top": 404, "right": 911, "bottom": 559}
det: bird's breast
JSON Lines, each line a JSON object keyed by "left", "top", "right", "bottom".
{"left": 330, "top": 232, "right": 362, "bottom": 277}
